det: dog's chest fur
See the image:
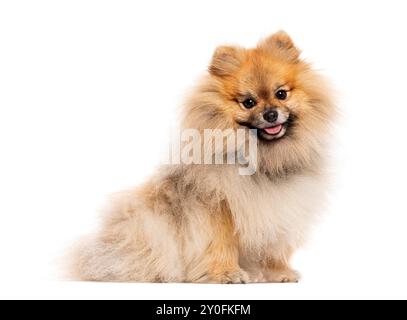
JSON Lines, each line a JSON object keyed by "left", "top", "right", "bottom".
{"left": 223, "top": 170, "right": 326, "bottom": 257}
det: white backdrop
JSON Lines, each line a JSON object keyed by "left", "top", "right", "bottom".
{"left": 1, "top": 0, "right": 407, "bottom": 299}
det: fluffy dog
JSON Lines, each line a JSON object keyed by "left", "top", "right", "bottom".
{"left": 69, "top": 31, "right": 335, "bottom": 283}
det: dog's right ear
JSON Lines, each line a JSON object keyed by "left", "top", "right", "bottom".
{"left": 260, "top": 31, "right": 301, "bottom": 62}
{"left": 209, "top": 46, "right": 245, "bottom": 77}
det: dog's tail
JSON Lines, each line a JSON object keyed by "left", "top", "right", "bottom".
{"left": 64, "top": 235, "right": 111, "bottom": 281}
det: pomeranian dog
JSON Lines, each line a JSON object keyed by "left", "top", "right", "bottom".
{"left": 69, "top": 31, "right": 335, "bottom": 283}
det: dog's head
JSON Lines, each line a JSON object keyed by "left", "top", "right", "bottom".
{"left": 182, "top": 31, "right": 335, "bottom": 175}
{"left": 207, "top": 31, "right": 334, "bottom": 145}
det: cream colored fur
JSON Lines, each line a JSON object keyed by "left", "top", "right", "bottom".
{"left": 68, "top": 31, "right": 335, "bottom": 283}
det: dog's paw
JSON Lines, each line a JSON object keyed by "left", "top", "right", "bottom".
{"left": 266, "top": 269, "right": 300, "bottom": 283}
{"left": 214, "top": 269, "right": 250, "bottom": 284}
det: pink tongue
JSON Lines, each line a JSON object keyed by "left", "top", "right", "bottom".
{"left": 264, "top": 124, "right": 282, "bottom": 135}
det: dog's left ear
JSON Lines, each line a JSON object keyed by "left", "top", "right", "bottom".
{"left": 260, "top": 31, "right": 301, "bottom": 62}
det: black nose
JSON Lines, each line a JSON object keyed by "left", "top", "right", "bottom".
{"left": 263, "top": 109, "right": 279, "bottom": 123}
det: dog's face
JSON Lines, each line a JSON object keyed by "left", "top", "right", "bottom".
{"left": 208, "top": 31, "right": 332, "bottom": 144}
{"left": 228, "top": 55, "right": 298, "bottom": 142}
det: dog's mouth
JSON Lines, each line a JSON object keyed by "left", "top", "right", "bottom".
{"left": 258, "top": 122, "right": 287, "bottom": 141}
{"left": 263, "top": 123, "right": 284, "bottom": 135}
{"left": 237, "top": 114, "right": 295, "bottom": 142}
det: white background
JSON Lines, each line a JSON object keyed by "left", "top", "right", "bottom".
{"left": 1, "top": 0, "right": 407, "bottom": 300}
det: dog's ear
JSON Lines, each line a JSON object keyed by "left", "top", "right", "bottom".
{"left": 209, "top": 46, "right": 245, "bottom": 77}
{"left": 260, "top": 31, "right": 301, "bottom": 62}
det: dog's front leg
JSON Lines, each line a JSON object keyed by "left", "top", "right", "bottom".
{"left": 186, "top": 205, "right": 249, "bottom": 284}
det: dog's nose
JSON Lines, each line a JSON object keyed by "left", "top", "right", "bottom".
{"left": 263, "top": 109, "right": 279, "bottom": 123}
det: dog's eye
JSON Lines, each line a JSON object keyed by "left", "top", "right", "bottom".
{"left": 242, "top": 98, "right": 257, "bottom": 109}
{"left": 275, "top": 90, "right": 288, "bottom": 100}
